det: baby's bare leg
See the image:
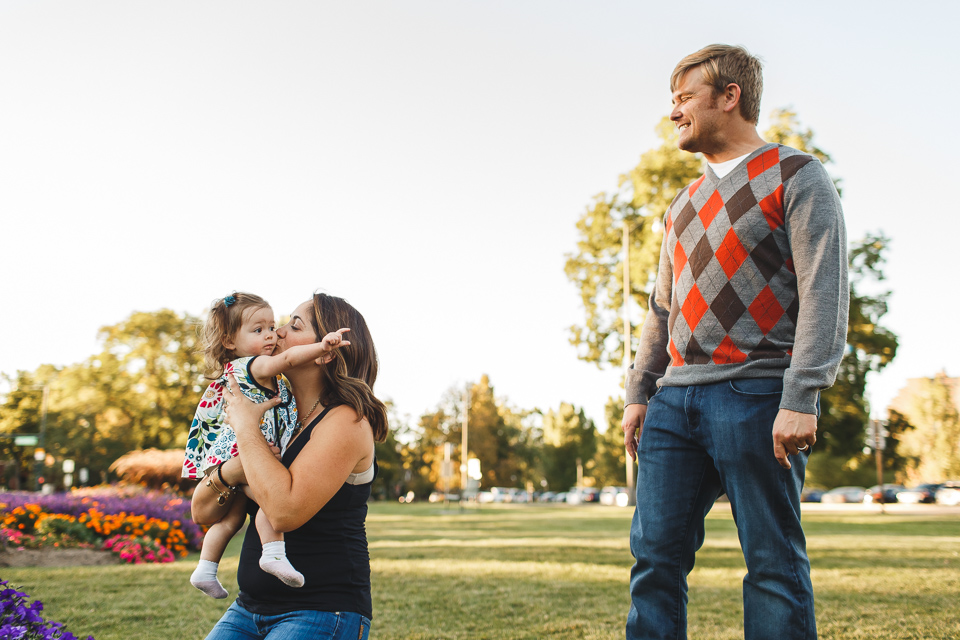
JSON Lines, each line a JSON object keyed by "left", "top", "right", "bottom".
{"left": 191, "top": 494, "right": 247, "bottom": 598}
{"left": 256, "top": 509, "right": 304, "bottom": 588}
{"left": 200, "top": 494, "right": 247, "bottom": 561}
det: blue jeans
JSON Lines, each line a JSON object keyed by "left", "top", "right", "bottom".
{"left": 626, "top": 379, "right": 815, "bottom": 640}
{"left": 205, "top": 601, "right": 371, "bottom": 640}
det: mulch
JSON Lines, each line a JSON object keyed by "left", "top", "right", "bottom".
{"left": 0, "top": 548, "right": 120, "bottom": 567}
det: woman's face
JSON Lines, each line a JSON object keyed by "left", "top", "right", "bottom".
{"left": 276, "top": 300, "right": 317, "bottom": 353}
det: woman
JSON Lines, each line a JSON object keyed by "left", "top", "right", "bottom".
{"left": 192, "top": 293, "right": 388, "bottom": 640}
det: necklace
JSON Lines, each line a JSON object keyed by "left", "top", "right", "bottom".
{"left": 290, "top": 395, "right": 323, "bottom": 441}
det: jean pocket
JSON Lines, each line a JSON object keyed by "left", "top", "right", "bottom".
{"left": 728, "top": 378, "right": 783, "bottom": 396}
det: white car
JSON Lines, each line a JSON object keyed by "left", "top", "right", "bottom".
{"left": 600, "top": 486, "right": 631, "bottom": 507}
{"left": 935, "top": 481, "right": 960, "bottom": 506}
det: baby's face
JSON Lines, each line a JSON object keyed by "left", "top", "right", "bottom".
{"left": 231, "top": 306, "right": 277, "bottom": 358}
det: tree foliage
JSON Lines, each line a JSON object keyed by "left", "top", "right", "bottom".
{"left": 538, "top": 402, "right": 596, "bottom": 491}
{"left": 410, "top": 375, "right": 535, "bottom": 494}
{"left": 0, "top": 309, "right": 205, "bottom": 489}
{"left": 898, "top": 373, "right": 960, "bottom": 481}
{"left": 817, "top": 233, "right": 899, "bottom": 458}
{"left": 565, "top": 118, "right": 702, "bottom": 368}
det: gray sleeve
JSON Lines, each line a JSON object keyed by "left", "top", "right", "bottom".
{"left": 625, "top": 227, "right": 673, "bottom": 406}
{"left": 780, "top": 160, "right": 849, "bottom": 414}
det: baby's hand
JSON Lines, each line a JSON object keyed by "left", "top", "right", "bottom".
{"left": 317, "top": 328, "right": 351, "bottom": 363}
{"left": 268, "top": 443, "right": 282, "bottom": 461}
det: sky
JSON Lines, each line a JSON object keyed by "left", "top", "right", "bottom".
{"left": 1, "top": 1, "right": 958, "bottom": 432}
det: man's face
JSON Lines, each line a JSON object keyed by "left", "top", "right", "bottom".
{"left": 670, "top": 66, "right": 725, "bottom": 154}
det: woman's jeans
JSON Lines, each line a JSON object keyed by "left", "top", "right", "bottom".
{"left": 626, "top": 379, "right": 816, "bottom": 640}
{"left": 205, "top": 601, "right": 371, "bottom": 640}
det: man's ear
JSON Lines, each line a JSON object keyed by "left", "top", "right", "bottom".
{"left": 721, "top": 82, "right": 742, "bottom": 114}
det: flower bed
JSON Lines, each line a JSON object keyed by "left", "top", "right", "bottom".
{"left": 0, "top": 580, "right": 93, "bottom": 639}
{"left": 0, "top": 486, "right": 201, "bottom": 564}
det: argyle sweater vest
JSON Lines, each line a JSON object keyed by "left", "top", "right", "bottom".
{"left": 626, "top": 143, "right": 848, "bottom": 414}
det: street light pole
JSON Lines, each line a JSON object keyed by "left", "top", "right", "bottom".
{"left": 461, "top": 386, "right": 469, "bottom": 497}
{"left": 623, "top": 221, "right": 636, "bottom": 507}
{"left": 34, "top": 385, "right": 49, "bottom": 492}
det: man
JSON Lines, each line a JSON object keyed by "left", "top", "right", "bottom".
{"left": 622, "top": 44, "right": 847, "bottom": 640}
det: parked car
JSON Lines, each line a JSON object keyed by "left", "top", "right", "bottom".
{"left": 863, "top": 484, "right": 906, "bottom": 504}
{"left": 896, "top": 483, "right": 942, "bottom": 504}
{"left": 935, "top": 481, "right": 960, "bottom": 506}
{"left": 566, "top": 487, "right": 600, "bottom": 505}
{"left": 538, "top": 491, "right": 557, "bottom": 503}
{"left": 820, "top": 486, "right": 865, "bottom": 504}
{"left": 552, "top": 491, "right": 568, "bottom": 503}
{"left": 428, "top": 491, "right": 461, "bottom": 503}
{"left": 800, "top": 488, "right": 824, "bottom": 503}
{"left": 600, "top": 486, "right": 631, "bottom": 507}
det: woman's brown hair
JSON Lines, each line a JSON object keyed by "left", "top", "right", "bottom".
{"left": 199, "top": 292, "right": 270, "bottom": 379}
{"left": 309, "top": 293, "right": 389, "bottom": 442}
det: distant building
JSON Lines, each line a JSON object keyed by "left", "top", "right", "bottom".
{"left": 888, "top": 372, "right": 960, "bottom": 418}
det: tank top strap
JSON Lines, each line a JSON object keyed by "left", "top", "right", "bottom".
{"left": 282, "top": 404, "right": 340, "bottom": 464}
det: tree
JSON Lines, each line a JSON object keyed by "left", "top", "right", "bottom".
{"left": 898, "top": 373, "right": 960, "bottom": 481}
{"left": 565, "top": 118, "right": 702, "bottom": 369}
{"left": 591, "top": 398, "right": 628, "bottom": 487}
{"left": 411, "top": 375, "right": 534, "bottom": 495}
{"left": 816, "top": 233, "right": 899, "bottom": 459}
{"left": 539, "top": 402, "right": 596, "bottom": 490}
{"left": 94, "top": 309, "right": 205, "bottom": 451}
{"left": 0, "top": 309, "right": 205, "bottom": 488}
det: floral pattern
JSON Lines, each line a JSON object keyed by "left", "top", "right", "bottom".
{"left": 182, "top": 356, "right": 297, "bottom": 479}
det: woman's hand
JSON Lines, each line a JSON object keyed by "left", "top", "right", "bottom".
{"left": 223, "top": 373, "right": 281, "bottom": 437}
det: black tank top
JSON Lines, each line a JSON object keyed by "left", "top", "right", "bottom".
{"left": 236, "top": 405, "right": 376, "bottom": 619}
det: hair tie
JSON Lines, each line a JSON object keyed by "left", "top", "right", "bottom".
{"left": 223, "top": 295, "right": 236, "bottom": 307}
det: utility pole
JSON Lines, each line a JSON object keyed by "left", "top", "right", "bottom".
{"left": 872, "top": 419, "right": 885, "bottom": 515}
{"left": 461, "top": 386, "right": 469, "bottom": 499}
{"left": 34, "top": 385, "right": 49, "bottom": 492}
{"left": 623, "top": 221, "right": 637, "bottom": 507}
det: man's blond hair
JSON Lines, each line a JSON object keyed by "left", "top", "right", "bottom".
{"left": 670, "top": 44, "right": 763, "bottom": 125}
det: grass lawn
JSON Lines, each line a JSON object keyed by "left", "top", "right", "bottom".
{"left": 4, "top": 503, "right": 959, "bottom": 639}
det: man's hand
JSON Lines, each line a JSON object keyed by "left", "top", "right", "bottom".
{"left": 772, "top": 408, "right": 817, "bottom": 469}
{"left": 622, "top": 403, "right": 647, "bottom": 461}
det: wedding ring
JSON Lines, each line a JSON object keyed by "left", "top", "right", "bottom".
{"left": 797, "top": 444, "right": 809, "bottom": 451}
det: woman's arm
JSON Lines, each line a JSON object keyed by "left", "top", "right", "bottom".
{"left": 248, "top": 329, "right": 350, "bottom": 385}
{"left": 190, "top": 455, "right": 247, "bottom": 525}
{"left": 224, "top": 374, "right": 371, "bottom": 532}
{"left": 189, "top": 442, "right": 280, "bottom": 525}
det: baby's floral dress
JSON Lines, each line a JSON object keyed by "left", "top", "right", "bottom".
{"left": 182, "top": 356, "right": 298, "bottom": 479}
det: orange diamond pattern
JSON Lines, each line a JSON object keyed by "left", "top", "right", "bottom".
{"left": 747, "top": 146, "right": 780, "bottom": 180}
{"left": 674, "top": 241, "right": 688, "bottom": 283}
{"left": 699, "top": 190, "right": 724, "bottom": 229}
{"left": 759, "top": 185, "right": 785, "bottom": 231}
{"left": 680, "top": 284, "right": 708, "bottom": 331}
{"left": 712, "top": 335, "right": 747, "bottom": 364}
{"left": 748, "top": 286, "right": 784, "bottom": 335}
{"left": 688, "top": 175, "right": 705, "bottom": 197}
{"left": 669, "top": 339, "right": 684, "bottom": 367}
{"left": 716, "top": 228, "right": 748, "bottom": 279}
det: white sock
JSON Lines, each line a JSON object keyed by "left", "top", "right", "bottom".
{"left": 190, "top": 559, "right": 228, "bottom": 599}
{"left": 259, "top": 541, "right": 304, "bottom": 588}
